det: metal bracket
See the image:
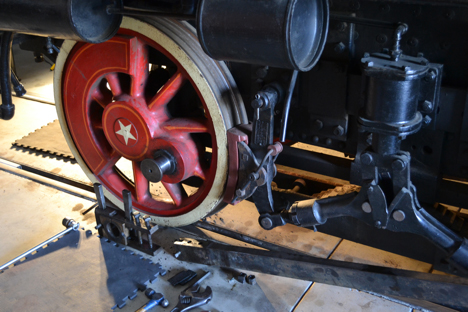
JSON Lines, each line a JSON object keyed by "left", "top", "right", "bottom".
{"left": 93, "top": 183, "right": 160, "bottom": 255}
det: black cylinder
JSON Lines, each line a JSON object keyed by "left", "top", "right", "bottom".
{"left": 0, "top": 0, "right": 122, "bottom": 43}
{"left": 0, "top": 32, "right": 14, "bottom": 120}
{"left": 197, "top": 0, "right": 329, "bottom": 71}
{"left": 365, "top": 78, "right": 420, "bottom": 125}
{"left": 359, "top": 52, "right": 428, "bottom": 137}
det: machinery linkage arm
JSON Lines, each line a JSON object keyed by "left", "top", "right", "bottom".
{"left": 242, "top": 24, "right": 468, "bottom": 276}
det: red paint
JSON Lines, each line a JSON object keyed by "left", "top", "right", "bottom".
{"left": 62, "top": 30, "right": 218, "bottom": 216}
{"left": 223, "top": 124, "right": 252, "bottom": 204}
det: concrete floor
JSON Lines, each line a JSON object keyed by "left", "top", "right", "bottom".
{"left": 0, "top": 45, "right": 451, "bottom": 311}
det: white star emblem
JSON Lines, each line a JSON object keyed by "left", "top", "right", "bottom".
{"left": 115, "top": 120, "right": 136, "bottom": 145}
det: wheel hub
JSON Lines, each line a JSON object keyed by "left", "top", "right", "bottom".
{"left": 103, "top": 100, "right": 150, "bottom": 159}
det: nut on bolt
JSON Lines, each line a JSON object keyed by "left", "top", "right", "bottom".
{"left": 361, "top": 153, "right": 374, "bottom": 165}
{"left": 334, "top": 42, "right": 346, "bottom": 53}
{"left": 423, "top": 115, "right": 432, "bottom": 125}
{"left": 236, "top": 188, "right": 246, "bottom": 198}
{"left": 425, "top": 69, "right": 437, "bottom": 81}
{"left": 313, "top": 119, "right": 323, "bottom": 130}
{"left": 421, "top": 100, "right": 433, "bottom": 113}
{"left": 260, "top": 217, "right": 274, "bottom": 230}
{"left": 392, "top": 159, "right": 406, "bottom": 171}
{"left": 333, "top": 125, "right": 345, "bottom": 136}
{"left": 361, "top": 202, "right": 372, "bottom": 213}
{"left": 392, "top": 210, "right": 406, "bottom": 222}
{"left": 251, "top": 94, "right": 265, "bottom": 109}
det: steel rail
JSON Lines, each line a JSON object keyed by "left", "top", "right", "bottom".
{"left": 174, "top": 238, "right": 468, "bottom": 311}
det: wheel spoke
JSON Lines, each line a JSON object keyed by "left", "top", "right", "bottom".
{"left": 162, "top": 118, "right": 209, "bottom": 134}
{"left": 148, "top": 71, "right": 186, "bottom": 111}
{"left": 133, "top": 161, "right": 150, "bottom": 201}
{"left": 128, "top": 38, "right": 149, "bottom": 98}
{"left": 95, "top": 153, "right": 121, "bottom": 176}
{"left": 194, "top": 164, "right": 207, "bottom": 180}
{"left": 93, "top": 120, "right": 103, "bottom": 130}
{"left": 92, "top": 87, "right": 112, "bottom": 109}
{"left": 105, "top": 73, "right": 122, "bottom": 97}
{"left": 162, "top": 181, "right": 188, "bottom": 206}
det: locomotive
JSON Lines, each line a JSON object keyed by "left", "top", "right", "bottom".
{"left": 1, "top": 0, "right": 468, "bottom": 280}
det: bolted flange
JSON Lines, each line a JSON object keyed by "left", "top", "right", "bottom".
{"left": 141, "top": 150, "right": 177, "bottom": 183}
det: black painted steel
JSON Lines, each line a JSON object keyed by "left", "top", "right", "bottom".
{"left": 0, "top": 0, "right": 122, "bottom": 43}
{"left": 196, "top": 0, "right": 329, "bottom": 71}
{"left": 0, "top": 31, "right": 14, "bottom": 120}
{"left": 192, "top": 221, "right": 310, "bottom": 256}
{"left": 175, "top": 239, "right": 468, "bottom": 310}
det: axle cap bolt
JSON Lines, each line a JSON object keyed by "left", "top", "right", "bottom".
{"left": 361, "top": 153, "right": 374, "bottom": 165}
{"left": 374, "top": 221, "right": 382, "bottom": 229}
{"left": 361, "top": 202, "right": 372, "bottom": 213}
{"left": 392, "top": 210, "right": 406, "bottom": 222}
{"left": 392, "top": 159, "right": 406, "bottom": 171}
{"left": 141, "top": 151, "right": 176, "bottom": 183}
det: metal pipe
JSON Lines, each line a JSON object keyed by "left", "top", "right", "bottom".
{"left": 280, "top": 70, "right": 299, "bottom": 142}
{"left": 0, "top": 31, "right": 14, "bottom": 120}
{"left": 107, "top": 6, "right": 196, "bottom": 20}
{"left": 0, "top": 0, "right": 121, "bottom": 43}
{"left": 330, "top": 13, "right": 397, "bottom": 29}
{"left": 193, "top": 221, "right": 310, "bottom": 256}
{"left": 0, "top": 218, "right": 79, "bottom": 271}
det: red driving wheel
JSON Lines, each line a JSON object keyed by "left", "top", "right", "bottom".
{"left": 56, "top": 18, "right": 246, "bottom": 225}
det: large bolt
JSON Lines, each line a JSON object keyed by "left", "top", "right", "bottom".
{"left": 334, "top": 42, "right": 346, "bottom": 53}
{"left": 421, "top": 100, "right": 433, "bottom": 113}
{"left": 251, "top": 94, "right": 265, "bottom": 109}
{"left": 361, "top": 202, "right": 372, "bottom": 213}
{"left": 361, "top": 153, "right": 374, "bottom": 165}
{"left": 423, "top": 115, "right": 432, "bottom": 125}
{"left": 425, "top": 69, "right": 437, "bottom": 82}
{"left": 392, "top": 210, "right": 406, "bottom": 222}
{"left": 260, "top": 217, "right": 273, "bottom": 229}
{"left": 313, "top": 120, "right": 323, "bottom": 130}
{"left": 141, "top": 151, "right": 176, "bottom": 183}
{"left": 333, "top": 125, "right": 345, "bottom": 136}
{"left": 392, "top": 159, "right": 406, "bottom": 171}
{"left": 236, "top": 188, "right": 246, "bottom": 198}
